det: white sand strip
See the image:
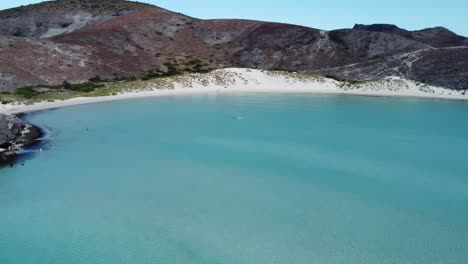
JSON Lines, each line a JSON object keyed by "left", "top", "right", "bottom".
{"left": 1, "top": 68, "right": 467, "bottom": 115}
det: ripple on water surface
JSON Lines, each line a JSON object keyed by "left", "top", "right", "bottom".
{"left": 1, "top": 93, "right": 468, "bottom": 264}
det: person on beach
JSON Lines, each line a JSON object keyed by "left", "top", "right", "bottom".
{"left": 10, "top": 145, "right": 17, "bottom": 155}
{"left": 8, "top": 145, "right": 15, "bottom": 154}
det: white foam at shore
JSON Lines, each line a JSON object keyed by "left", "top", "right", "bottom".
{"left": 1, "top": 68, "right": 467, "bottom": 115}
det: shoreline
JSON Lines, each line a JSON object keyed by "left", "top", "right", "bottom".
{"left": 3, "top": 87, "right": 467, "bottom": 116}
{"left": 1, "top": 68, "right": 468, "bottom": 115}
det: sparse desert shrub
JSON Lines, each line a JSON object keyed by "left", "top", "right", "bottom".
{"left": 324, "top": 75, "right": 345, "bottom": 82}
{"left": 184, "top": 58, "right": 203, "bottom": 66}
{"left": 142, "top": 68, "right": 165, "bottom": 80}
{"left": 89, "top": 75, "right": 104, "bottom": 83}
{"left": 16, "top": 86, "right": 40, "bottom": 98}
{"left": 62, "top": 80, "right": 72, "bottom": 89}
{"left": 65, "top": 82, "right": 104, "bottom": 92}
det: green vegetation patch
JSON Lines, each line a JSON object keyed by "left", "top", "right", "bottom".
{"left": 16, "top": 87, "right": 41, "bottom": 99}
{"left": 0, "top": 57, "right": 218, "bottom": 105}
{"left": 63, "top": 81, "right": 104, "bottom": 92}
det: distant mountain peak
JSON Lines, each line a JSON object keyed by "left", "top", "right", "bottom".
{"left": 354, "top": 23, "right": 402, "bottom": 31}
{"left": 353, "top": 23, "right": 467, "bottom": 48}
{"left": 5, "top": 0, "right": 154, "bottom": 12}
{"left": 53, "top": 0, "right": 153, "bottom": 7}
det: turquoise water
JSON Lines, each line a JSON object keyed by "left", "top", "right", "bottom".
{"left": 1, "top": 93, "right": 468, "bottom": 264}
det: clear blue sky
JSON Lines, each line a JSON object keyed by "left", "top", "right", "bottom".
{"left": 1, "top": 0, "right": 467, "bottom": 36}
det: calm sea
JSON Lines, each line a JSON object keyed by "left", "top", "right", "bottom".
{"left": 1, "top": 93, "right": 467, "bottom": 264}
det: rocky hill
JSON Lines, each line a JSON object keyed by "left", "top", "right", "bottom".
{"left": 0, "top": 0, "right": 467, "bottom": 92}
{"left": 353, "top": 24, "right": 468, "bottom": 48}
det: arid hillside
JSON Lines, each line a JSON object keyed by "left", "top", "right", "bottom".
{"left": 0, "top": 0, "right": 467, "bottom": 92}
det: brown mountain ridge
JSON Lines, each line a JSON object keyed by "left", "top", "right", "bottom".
{"left": 0, "top": 0, "right": 467, "bottom": 92}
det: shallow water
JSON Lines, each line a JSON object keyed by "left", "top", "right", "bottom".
{"left": 1, "top": 93, "right": 468, "bottom": 264}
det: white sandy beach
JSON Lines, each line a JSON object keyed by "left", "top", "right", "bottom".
{"left": 1, "top": 68, "right": 467, "bottom": 115}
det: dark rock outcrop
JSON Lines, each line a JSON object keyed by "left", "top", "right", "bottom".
{"left": 0, "top": 114, "right": 23, "bottom": 145}
{"left": 0, "top": 114, "right": 43, "bottom": 166}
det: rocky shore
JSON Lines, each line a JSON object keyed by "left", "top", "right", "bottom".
{"left": 0, "top": 114, "right": 43, "bottom": 167}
